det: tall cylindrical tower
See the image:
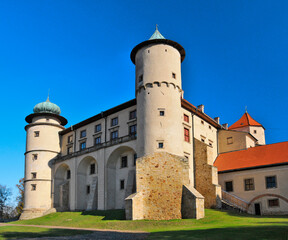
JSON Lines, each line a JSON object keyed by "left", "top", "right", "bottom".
{"left": 20, "top": 97, "right": 67, "bottom": 220}
{"left": 131, "top": 28, "right": 186, "bottom": 158}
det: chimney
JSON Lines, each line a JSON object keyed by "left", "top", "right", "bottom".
{"left": 222, "top": 123, "right": 228, "bottom": 129}
{"left": 197, "top": 104, "right": 204, "bottom": 112}
{"left": 214, "top": 117, "right": 220, "bottom": 124}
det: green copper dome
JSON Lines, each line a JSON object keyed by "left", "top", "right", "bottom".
{"left": 33, "top": 97, "right": 61, "bottom": 115}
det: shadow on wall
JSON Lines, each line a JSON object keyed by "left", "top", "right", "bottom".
{"left": 148, "top": 226, "right": 288, "bottom": 240}
{"left": 81, "top": 209, "right": 126, "bottom": 220}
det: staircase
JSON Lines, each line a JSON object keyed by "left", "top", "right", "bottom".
{"left": 221, "top": 190, "right": 249, "bottom": 213}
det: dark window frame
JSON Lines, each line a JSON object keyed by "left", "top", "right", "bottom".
{"left": 90, "top": 163, "right": 96, "bottom": 174}
{"left": 121, "top": 156, "right": 128, "bottom": 168}
{"left": 80, "top": 130, "right": 86, "bottom": 138}
{"left": 111, "top": 117, "right": 118, "bottom": 127}
{"left": 95, "top": 124, "right": 101, "bottom": 133}
{"left": 266, "top": 176, "right": 277, "bottom": 189}
{"left": 129, "top": 110, "right": 137, "bottom": 120}
{"left": 225, "top": 181, "right": 233, "bottom": 192}
{"left": 244, "top": 178, "right": 255, "bottom": 191}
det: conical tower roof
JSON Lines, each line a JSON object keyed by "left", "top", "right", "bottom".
{"left": 229, "top": 112, "right": 263, "bottom": 130}
{"left": 149, "top": 26, "right": 165, "bottom": 40}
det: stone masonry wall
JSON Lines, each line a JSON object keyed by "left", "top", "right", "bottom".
{"left": 194, "top": 138, "right": 222, "bottom": 208}
{"left": 125, "top": 152, "right": 204, "bottom": 220}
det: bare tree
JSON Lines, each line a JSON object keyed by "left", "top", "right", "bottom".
{"left": 0, "top": 185, "right": 11, "bottom": 220}
{"left": 16, "top": 178, "right": 24, "bottom": 217}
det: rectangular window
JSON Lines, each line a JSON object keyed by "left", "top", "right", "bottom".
{"left": 129, "top": 110, "right": 137, "bottom": 120}
{"left": 68, "top": 135, "right": 73, "bottom": 143}
{"left": 111, "top": 130, "right": 118, "bottom": 140}
{"left": 244, "top": 178, "right": 255, "bottom": 191}
{"left": 254, "top": 130, "right": 257, "bottom": 134}
{"left": 87, "top": 185, "right": 90, "bottom": 194}
{"left": 80, "top": 141, "right": 86, "bottom": 150}
{"left": 268, "top": 199, "right": 279, "bottom": 207}
{"left": 266, "top": 176, "right": 277, "bottom": 189}
{"left": 120, "top": 180, "right": 125, "bottom": 190}
{"left": 133, "top": 154, "right": 137, "bottom": 166}
{"left": 184, "top": 128, "right": 190, "bottom": 142}
{"left": 160, "top": 110, "right": 165, "bottom": 116}
{"left": 184, "top": 114, "right": 189, "bottom": 123}
{"left": 32, "top": 154, "right": 38, "bottom": 160}
{"left": 95, "top": 124, "right": 101, "bottom": 133}
{"left": 227, "top": 137, "right": 233, "bottom": 145}
{"left": 31, "top": 172, "right": 37, "bottom": 179}
{"left": 158, "top": 142, "right": 164, "bottom": 149}
{"left": 34, "top": 131, "right": 39, "bottom": 137}
{"left": 225, "top": 181, "right": 233, "bottom": 192}
{"left": 172, "top": 72, "right": 176, "bottom": 79}
{"left": 94, "top": 136, "right": 101, "bottom": 145}
{"left": 90, "top": 163, "right": 95, "bottom": 174}
{"left": 80, "top": 130, "right": 86, "bottom": 138}
{"left": 31, "top": 184, "right": 36, "bottom": 191}
{"left": 139, "top": 74, "right": 143, "bottom": 83}
{"left": 67, "top": 170, "right": 71, "bottom": 179}
{"left": 67, "top": 146, "right": 72, "bottom": 155}
{"left": 121, "top": 156, "right": 128, "bottom": 168}
{"left": 111, "top": 117, "right": 118, "bottom": 126}
{"left": 129, "top": 125, "right": 137, "bottom": 137}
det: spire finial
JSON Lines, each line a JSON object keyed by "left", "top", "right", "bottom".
{"left": 245, "top": 106, "right": 247, "bottom": 113}
{"left": 156, "top": 24, "right": 158, "bottom": 31}
{"left": 46, "top": 89, "right": 50, "bottom": 102}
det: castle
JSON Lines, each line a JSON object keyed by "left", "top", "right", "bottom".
{"left": 21, "top": 28, "right": 288, "bottom": 220}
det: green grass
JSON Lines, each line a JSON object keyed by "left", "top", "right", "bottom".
{"left": 0, "top": 226, "right": 92, "bottom": 240}
{"left": 3, "top": 209, "right": 288, "bottom": 239}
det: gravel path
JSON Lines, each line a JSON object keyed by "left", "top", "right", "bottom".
{"left": 0, "top": 223, "right": 149, "bottom": 240}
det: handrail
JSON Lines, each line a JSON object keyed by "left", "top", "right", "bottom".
{"left": 222, "top": 190, "right": 249, "bottom": 212}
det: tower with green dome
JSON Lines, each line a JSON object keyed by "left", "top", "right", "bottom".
{"left": 20, "top": 97, "right": 67, "bottom": 220}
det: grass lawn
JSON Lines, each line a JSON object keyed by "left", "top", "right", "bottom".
{"left": 1, "top": 209, "right": 287, "bottom": 239}
{"left": 0, "top": 226, "right": 92, "bottom": 240}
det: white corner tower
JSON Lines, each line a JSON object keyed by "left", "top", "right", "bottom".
{"left": 20, "top": 97, "right": 67, "bottom": 220}
{"left": 131, "top": 27, "right": 186, "bottom": 158}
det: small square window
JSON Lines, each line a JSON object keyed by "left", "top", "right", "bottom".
{"left": 158, "top": 142, "right": 164, "bottom": 149}
{"left": 268, "top": 199, "right": 279, "bottom": 207}
{"left": 266, "top": 176, "right": 277, "bottom": 189}
{"left": 111, "top": 130, "right": 118, "bottom": 140}
{"left": 80, "top": 141, "right": 86, "bottom": 150}
{"left": 121, "top": 156, "right": 128, "bottom": 168}
{"left": 201, "top": 138, "right": 205, "bottom": 143}
{"left": 34, "top": 131, "right": 40, "bottom": 137}
{"left": 31, "top": 172, "right": 37, "bottom": 179}
{"left": 90, "top": 163, "right": 96, "bottom": 174}
{"left": 225, "top": 181, "right": 233, "bottom": 192}
{"left": 95, "top": 136, "right": 101, "bottom": 145}
{"left": 133, "top": 154, "right": 137, "bottom": 166}
{"left": 172, "top": 72, "right": 176, "bottom": 79}
{"left": 67, "top": 170, "right": 71, "bottom": 179}
{"left": 227, "top": 137, "right": 233, "bottom": 145}
{"left": 80, "top": 130, "right": 86, "bottom": 138}
{"left": 129, "top": 110, "right": 137, "bottom": 120}
{"left": 184, "top": 114, "right": 189, "bottom": 123}
{"left": 244, "top": 178, "right": 254, "bottom": 191}
{"left": 111, "top": 117, "right": 118, "bottom": 126}
{"left": 160, "top": 111, "right": 165, "bottom": 116}
{"left": 68, "top": 135, "right": 73, "bottom": 143}
{"left": 95, "top": 124, "right": 101, "bottom": 133}
{"left": 32, "top": 154, "right": 38, "bottom": 160}
{"left": 254, "top": 130, "right": 257, "bottom": 134}
{"left": 120, "top": 180, "right": 125, "bottom": 190}
{"left": 31, "top": 184, "right": 36, "bottom": 191}
{"left": 67, "top": 146, "right": 72, "bottom": 155}
{"left": 87, "top": 185, "right": 90, "bottom": 194}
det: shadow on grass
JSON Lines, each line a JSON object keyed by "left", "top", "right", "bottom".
{"left": 81, "top": 209, "right": 126, "bottom": 220}
{"left": 148, "top": 226, "right": 288, "bottom": 240}
{"left": 0, "top": 228, "right": 93, "bottom": 239}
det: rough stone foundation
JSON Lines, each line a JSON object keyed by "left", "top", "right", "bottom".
{"left": 20, "top": 208, "right": 56, "bottom": 220}
{"left": 125, "top": 152, "right": 204, "bottom": 220}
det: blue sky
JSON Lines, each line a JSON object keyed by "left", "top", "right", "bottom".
{"left": 0, "top": 0, "right": 287, "bottom": 201}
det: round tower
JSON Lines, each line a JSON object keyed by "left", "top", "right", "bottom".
{"left": 131, "top": 28, "right": 186, "bottom": 157}
{"left": 20, "top": 97, "right": 67, "bottom": 220}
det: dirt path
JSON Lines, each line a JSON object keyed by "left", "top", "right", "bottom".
{"left": 0, "top": 223, "right": 149, "bottom": 240}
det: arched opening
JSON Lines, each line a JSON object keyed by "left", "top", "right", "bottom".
{"left": 76, "top": 156, "right": 98, "bottom": 210}
{"left": 54, "top": 163, "right": 71, "bottom": 211}
{"left": 107, "top": 146, "right": 136, "bottom": 209}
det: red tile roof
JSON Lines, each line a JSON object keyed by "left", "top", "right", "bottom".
{"left": 214, "top": 142, "right": 288, "bottom": 172}
{"left": 229, "top": 112, "right": 263, "bottom": 130}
